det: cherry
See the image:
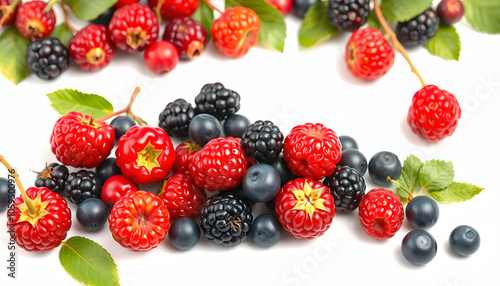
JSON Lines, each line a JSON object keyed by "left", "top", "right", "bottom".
{"left": 144, "top": 41, "right": 179, "bottom": 75}
{"left": 267, "top": 0, "right": 292, "bottom": 16}
{"left": 100, "top": 175, "right": 139, "bottom": 207}
{"left": 437, "top": 0, "right": 464, "bottom": 26}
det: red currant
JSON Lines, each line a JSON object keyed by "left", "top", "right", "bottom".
{"left": 144, "top": 41, "right": 179, "bottom": 75}
{"left": 267, "top": 0, "right": 292, "bottom": 15}
{"left": 100, "top": 175, "right": 139, "bottom": 207}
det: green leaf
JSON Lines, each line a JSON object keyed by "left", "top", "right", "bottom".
{"left": 60, "top": 236, "right": 119, "bottom": 286}
{"left": 392, "top": 154, "right": 423, "bottom": 203}
{"left": 226, "top": 0, "right": 287, "bottom": 53}
{"left": 430, "top": 182, "right": 484, "bottom": 203}
{"left": 64, "top": 0, "right": 118, "bottom": 21}
{"left": 425, "top": 25, "right": 461, "bottom": 61}
{"left": 418, "top": 159, "right": 455, "bottom": 191}
{"left": 47, "top": 89, "right": 114, "bottom": 118}
{"left": 298, "top": 1, "right": 338, "bottom": 47}
{"left": 191, "top": 0, "right": 214, "bottom": 39}
{"left": 0, "top": 26, "right": 31, "bottom": 85}
{"left": 462, "top": 0, "right": 500, "bottom": 33}
{"left": 380, "top": 0, "right": 433, "bottom": 22}
{"left": 366, "top": 9, "right": 381, "bottom": 31}
{"left": 50, "top": 23, "right": 74, "bottom": 48}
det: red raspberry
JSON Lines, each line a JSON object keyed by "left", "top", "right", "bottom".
{"left": 0, "top": 0, "right": 21, "bottom": 27}
{"left": 15, "top": 0, "right": 55, "bottom": 39}
{"left": 114, "top": 0, "right": 139, "bottom": 9}
{"left": 50, "top": 111, "right": 115, "bottom": 168}
{"left": 407, "top": 85, "right": 462, "bottom": 142}
{"left": 358, "top": 188, "right": 404, "bottom": 239}
{"left": 109, "top": 3, "right": 159, "bottom": 53}
{"left": 189, "top": 137, "right": 247, "bottom": 192}
{"left": 275, "top": 178, "right": 336, "bottom": 239}
{"left": 283, "top": 123, "right": 342, "bottom": 180}
{"left": 108, "top": 191, "right": 170, "bottom": 251}
{"left": 172, "top": 140, "right": 202, "bottom": 175}
{"left": 163, "top": 16, "right": 207, "bottom": 59}
{"left": 69, "top": 24, "right": 116, "bottom": 71}
{"left": 158, "top": 173, "right": 207, "bottom": 219}
{"left": 346, "top": 27, "right": 395, "bottom": 80}
{"left": 211, "top": 6, "right": 261, "bottom": 58}
{"left": 115, "top": 126, "right": 176, "bottom": 185}
{"left": 148, "top": 0, "right": 199, "bottom": 20}
{"left": 9, "top": 187, "right": 72, "bottom": 252}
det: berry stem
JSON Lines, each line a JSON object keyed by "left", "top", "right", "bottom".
{"left": 0, "top": 0, "right": 20, "bottom": 28}
{"left": 43, "top": 0, "right": 61, "bottom": 13}
{"left": 96, "top": 87, "right": 144, "bottom": 125}
{"left": 0, "top": 155, "right": 37, "bottom": 214}
{"left": 373, "top": 0, "right": 426, "bottom": 87}
{"left": 60, "top": 1, "right": 78, "bottom": 34}
{"left": 202, "top": 0, "right": 223, "bottom": 15}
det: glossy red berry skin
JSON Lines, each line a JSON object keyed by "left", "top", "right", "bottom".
{"left": 15, "top": 0, "right": 55, "bottom": 39}
{"left": 346, "top": 27, "right": 395, "bottom": 80}
{"left": 212, "top": 6, "right": 261, "bottom": 58}
{"left": 108, "top": 191, "right": 170, "bottom": 251}
{"left": 163, "top": 16, "right": 207, "bottom": 60}
{"left": 189, "top": 137, "right": 248, "bottom": 192}
{"left": 437, "top": 0, "right": 464, "bottom": 26}
{"left": 407, "top": 85, "right": 462, "bottom": 142}
{"left": 101, "top": 175, "right": 139, "bottom": 207}
{"left": 109, "top": 3, "right": 159, "bottom": 53}
{"left": 173, "top": 140, "right": 202, "bottom": 175}
{"left": 9, "top": 187, "right": 72, "bottom": 252}
{"left": 114, "top": 0, "right": 139, "bottom": 9}
{"left": 358, "top": 188, "right": 404, "bottom": 239}
{"left": 50, "top": 111, "right": 115, "bottom": 168}
{"left": 144, "top": 41, "right": 179, "bottom": 75}
{"left": 283, "top": 123, "right": 342, "bottom": 180}
{"left": 0, "top": 0, "right": 21, "bottom": 26}
{"left": 148, "top": 0, "right": 199, "bottom": 20}
{"left": 267, "top": 0, "right": 292, "bottom": 15}
{"left": 159, "top": 173, "right": 207, "bottom": 219}
{"left": 115, "top": 126, "right": 176, "bottom": 185}
{"left": 69, "top": 24, "right": 116, "bottom": 71}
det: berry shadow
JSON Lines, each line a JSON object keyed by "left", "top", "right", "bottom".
{"left": 399, "top": 117, "right": 437, "bottom": 147}
{"left": 393, "top": 246, "right": 425, "bottom": 270}
{"left": 334, "top": 45, "right": 379, "bottom": 87}
{"left": 338, "top": 211, "right": 390, "bottom": 245}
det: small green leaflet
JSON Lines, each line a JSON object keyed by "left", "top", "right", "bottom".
{"left": 380, "top": 0, "right": 432, "bottom": 22}
{"left": 64, "top": 0, "right": 118, "bottom": 21}
{"left": 50, "top": 23, "right": 74, "bottom": 48}
{"left": 191, "top": 0, "right": 214, "bottom": 40}
{"left": 366, "top": 9, "right": 381, "bottom": 31}
{"left": 392, "top": 154, "right": 423, "bottom": 203}
{"left": 425, "top": 25, "right": 461, "bottom": 61}
{"left": 462, "top": 0, "right": 500, "bottom": 33}
{"left": 0, "top": 26, "right": 31, "bottom": 85}
{"left": 418, "top": 159, "right": 454, "bottom": 191}
{"left": 47, "top": 89, "right": 114, "bottom": 118}
{"left": 60, "top": 236, "right": 119, "bottom": 286}
{"left": 298, "top": 1, "right": 338, "bottom": 47}
{"left": 430, "top": 182, "right": 484, "bottom": 203}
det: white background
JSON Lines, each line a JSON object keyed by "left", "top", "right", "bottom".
{"left": 1, "top": 1, "right": 500, "bottom": 285}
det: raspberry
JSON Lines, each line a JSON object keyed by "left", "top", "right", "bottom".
{"left": 199, "top": 192, "right": 253, "bottom": 246}
{"left": 172, "top": 140, "right": 202, "bottom": 175}
{"left": 211, "top": 6, "right": 261, "bottom": 58}
{"left": 109, "top": 3, "right": 159, "bottom": 53}
{"left": 241, "top": 120, "right": 284, "bottom": 163}
{"left": 64, "top": 170, "right": 102, "bottom": 205}
{"left": 275, "top": 178, "right": 336, "bottom": 239}
{"left": 34, "top": 162, "right": 69, "bottom": 194}
{"left": 407, "top": 85, "right": 462, "bottom": 142}
{"left": 50, "top": 111, "right": 115, "bottom": 168}
{"left": 15, "top": 0, "right": 55, "bottom": 39}
{"left": 283, "top": 123, "right": 342, "bottom": 180}
{"left": 346, "top": 27, "right": 395, "bottom": 80}
{"left": 68, "top": 24, "right": 116, "bottom": 71}
{"left": 194, "top": 82, "right": 241, "bottom": 120}
{"left": 396, "top": 7, "right": 439, "bottom": 48}
{"left": 323, "top": 165, "right": 365, "bottom": 212}
{"left": 148, "top": 0, "right": 199, "bottom": 20}
{"left": 114, "top": 0, "right": 139, "bottom": 9}
{"left": 189, "top": 137, "right": 248, "bottom": 192}
{"left": 158, "top": 98, "right": 196, "bottom": 138}
{"left": 109, "top": 191, "right": 170, "bottom": 251}
{"left": 0, "top": 0, "right": 21, "bottom": 27}
{"left": 162, "top": 16, "right": 207, "bottom": 59}
{"left": 158, "top": 173, "right": 207, "bottom": 219}
{"left": 26, "top": 37, "right": 70, "bottom": 80}
{"left": 358, "top": 188, "right": 404, "bottom": 239}
{"left": 327, "top": 0, "right": 370, "bottom": 32}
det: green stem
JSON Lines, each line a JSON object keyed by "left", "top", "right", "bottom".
{"left": 43, "top": 0, "right": 61, "bottom": 13}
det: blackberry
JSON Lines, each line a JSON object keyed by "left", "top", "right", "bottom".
{"left": 241, "top": 120, "right": 284, "bottom": 163}
{"left": 396, "top": 8, "right": 439, "bottom": 48}
{"left": 34, "top": 162, "right": 69, "bottom": 194}
{"left": 194, "top": 82, "right": 240, "bottom": 120}
{"left": 64, "top": 170, "right": 102, "bottom": 205}
{"left": 159, "top": 98, "right": 196, "bottom": 138}
{"left": 327, "top": 0, "right": 370, "bottom": 32}
{"left": 26, "top": 37, "right": 70, "bottom": 80}
{"left": 199, "top": 193, "right": 253, "bottom": 246}
{"left": 323, "top": 165, "right": 365, "bottom": 212}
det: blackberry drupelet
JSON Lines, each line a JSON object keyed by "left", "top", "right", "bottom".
{"left": 64, "top": 170, "right": 102, "bottom": 205}
{"left": 199, "top": 192, "right": 253, "bottom": 246}
{"left": 396, "top": 7, "right": 439, "bottom": 48}
{"left": 159, "top": 98, "right": 196, "bottom": 138}
{"left": 194, "top": 82, "right": 240, "bottom": 120}
{"left": 323, "top": 165, "right": 365, "bottom": 212}
{"left": 26, "top": 37, "right": 70, "bottom": 80}
{"left": 327, "top": 0, "right": 370, "bottom": 32}
{"left": 34, "top": 162, "right": 69, "bottom": 194}
{"left": 241, "top": 120, "right": 284, "bottom": 163}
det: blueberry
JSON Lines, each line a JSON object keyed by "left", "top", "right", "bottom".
{"left": 368, "top": 151, "right": 402, "bottom": 186}
{"left": 89, "top": 8, "right": 116, "bottom": 26}
{"left": 338, "top": 149, "right": 367, "bottom": 176}
{"left": 110, "top": 115, "right": 136, "bottom": 143}
{"left": 0, "top": 177, "right": 10, "bottom": 212}
{"left": 401, "top": 229, "right": 437, "bottom": 266}
{"left": 168, "top": 218, "right": 201, "bottom": 250}
{"left": 223, "top": 114, "right": 250, "bottom": 138}
{"left": 188, "top": 113, "right": 222, "bottom": 146}
{"left": 251, "top": 214, "right": 283, "bottom": 247}
{"left": 449, "top": 225, "right": 480, "bottom": 256}
{"left": 267, "top": 154, "right": 294, "bottom": 186}
{"left": 339, "top": 135, "right": 358, "bottom": 151}
{"left": 96, "top": 157, "right": 122, "bottom": 184}
{"left": 405, "top": 196, "right": 439, "bottom": 229}
{"left": 76, "top": 198, "right": 109, "bottom": 231}
{"left": 228, "top": 184, "right": 256, "bottom": 206}
{"left": 242, "top": 163, "right": 281, "bottom": 203}
{"left": 293, "top": 0, "right": 320, "bottom": 18}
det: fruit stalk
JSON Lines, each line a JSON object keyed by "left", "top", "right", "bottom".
{"left": 59, "top": 1, "right": 78, "bottom": 34}
{"left": 0, "top": 154, "right": 37, "bottom": 214}
{"left": 202, "top": 0, "right": 223, "bottom": 14}
{"left": 96, "top": 87, "right": 144, "bottom": 125}
{"left": 0, "top": 0, "right": 20, "bottom": 27}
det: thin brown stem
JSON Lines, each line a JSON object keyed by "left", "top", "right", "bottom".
{"left": 203, "top": 0, "right": 223, "bottom": 14}
{"left": 60, "top": 1, "right": 78, "bottom": 34}
{"left": 96, "top": 87, "right": 144, "bottom": 125}
{"left": 0, "top": 155, "right": 36, "bottom": 214}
